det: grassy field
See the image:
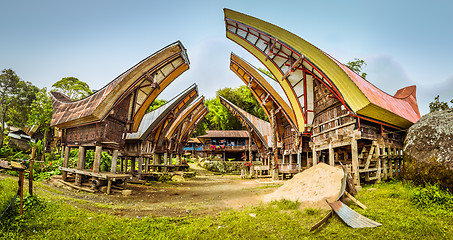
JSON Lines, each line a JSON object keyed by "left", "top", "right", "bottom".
{"left": 0, "top": 177, "right": 452, "bottom": 239}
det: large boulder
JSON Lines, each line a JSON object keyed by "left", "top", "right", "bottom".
{"left": 403, "top": 109, "right": 453, "bottom": 191}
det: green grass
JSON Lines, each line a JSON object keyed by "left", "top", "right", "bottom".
{"left": 1, "top": 177, "right": 452, "bottom": 239}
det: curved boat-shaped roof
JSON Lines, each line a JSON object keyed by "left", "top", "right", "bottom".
{"left": 126, "top": 84, "right": 198, "bottom": 141}
{"left": 219, "top": 96, "right": 272, "bottom": 152}
{"left": 224, "top": 9, "right": 420, "bottom": 129}
{"left": 179, "top": 106, "right": 208, "bottom": 143}
{"left": 51, "top": 41, "right": 190, "bottom": 131}
{"left": 164, "top": 96, "right": 206, "bottom": 142}
{"left": 230, "top": 53, "right": 296, "bottom": 130}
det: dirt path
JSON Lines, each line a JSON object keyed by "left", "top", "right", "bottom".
{"left": 0, "top": 164, "right": 282, "bottom": 218}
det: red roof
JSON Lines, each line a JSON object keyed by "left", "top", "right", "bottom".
{"left": 329, "top": 56, "right": 421, "bottom": 124}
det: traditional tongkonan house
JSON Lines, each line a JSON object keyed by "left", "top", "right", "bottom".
{"left": 122, "top": 84, "right": 199, "bottom": 177}
{"left": 224, "top": 9, "right": 421, "bottom": 185}
{"left": 51, "top": 41, "right": 190, "bottom": 193}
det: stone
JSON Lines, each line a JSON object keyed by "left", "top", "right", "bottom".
{"left": 122, "top": 190, "right": 133, "bottom": 196}
{"left": 403, "top": 109, "right": 453, "bottom": 191}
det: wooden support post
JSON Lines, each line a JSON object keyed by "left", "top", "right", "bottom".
{"left": 75, "top": 146, "right": 86, "bottom": 186}
{"left": 383, "top": 146, "right": 388, "bottom": 180}
{"left": 164, "top": 152, "right": 168, "bottom": 165}
{"left": 93, "top": 146, "right": 102, "bottom": 173}
{"left": 351, "top": 136, "right": 360, "bottom": 186}
{"left": 297, "top": 151, "right": 301, "bottom": 169}
{"left": 376, "top": 145, "right": 381, "bottom": 182}
{"left": 312, "top": 145, "right": 318, "bottom": 166}
{"left": 389, "top": 147, "right": 394, "bottom": 178}
{"left": 125, "top": 158, "right": 128, "bottom": 172}
{"left": 138, "top": 156, "right": 143, "bottom": 177}
{"left": 145, "top": 157, "right": 149, "bottom": 173}
{"left": 19, "top": 170, "right": 24, "bottom": 219}
{"left": 169, "top": 153, "right": 173, "bottom": 165}
{"left": 130, "top": 157, "right": 136, "bottom": 174}
{"left": 107, "top": 179, "right": 112, "bottom": 195}
{"left": 29, "top": 146, "right": 36, "bottom": 196}
{"left": 110, "top": 149, "right": 118, "bottom": 174}
{"left": 270, "top": 105, "right": 279, "bottom": 180}
{"left": 62, "top": 146, "right": 70, "bottom": 181}
{"left": 249, "top": 133, "right": 254, "bottom": 177}
{"left": 329, "top": 141, "right": 334, "bottom": 166}
{"left": 120, "top": 157, "right": 123, "bottom": 172}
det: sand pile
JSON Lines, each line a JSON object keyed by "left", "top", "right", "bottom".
{"left": 264, "top": 163, "right": 345, "bottom": 209}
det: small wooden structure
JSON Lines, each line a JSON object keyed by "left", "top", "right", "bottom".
{"left": 121, "top": 84, "right": 199, "bottom": 178}
{"left": 51, "top": 41, "right": 190, "bottom": 192}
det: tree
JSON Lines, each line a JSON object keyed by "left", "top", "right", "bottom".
{"left": 7, "top": 80, "right": 39, "bottom": 128}
{"left": 429, "top": 95, "right": 453, "bottom": 112}
{"left": 0, "top": 69, "right": 39, "bottom": 147}
{"left": 346, "top": 58, "right": 367, "bottom": 79}
{"left": 146, "top": 99, "right": 168, "bottom": 113}
{"left": 193, "top": 86, "right": 268, "bottom": 136}
{"left": 52, "top": 77, "right": 93, "bottom": 100}
{"left": 28, "top": 87, "right": 53, "bottom": 160}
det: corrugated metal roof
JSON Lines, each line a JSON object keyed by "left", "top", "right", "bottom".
{"left": 328, "top": 200, "right": 382, "bottom": 228}
{"left": 126, "top": 84, "right": 197, "bottom": 140}
{"left": 197, "top": 130, "right": 249, "bottom": 139}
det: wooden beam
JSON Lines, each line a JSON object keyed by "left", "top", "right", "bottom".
{"left": 111, "top": 149, "right": 118, "bottom": 174}
{"left": 62, "top": 146, "right": 70, "bottom": 181}
{"left": 364, "top": 145, "right": 375, "bottom": 170}
{"left": 281, "top": 54, "right": 304, "bottom": 81}
{"left": 76, "top": 146, "right": 86, "bottom": 185}
{"left": 265, "top": 39, "right": 278, "bottom": 61}
{"left": 351, "top": 136, "right": 360, "bottom": 186}
{"left": 93, "top": 146, "right": 102, "bottom": 173}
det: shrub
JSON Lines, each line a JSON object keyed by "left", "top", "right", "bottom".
{"left": 411, "top": 184, "right": 453, "bottom": 215}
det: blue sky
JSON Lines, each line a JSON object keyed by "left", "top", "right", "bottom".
{"left": 1, "top": 0, "right": 452, "bottom": 115}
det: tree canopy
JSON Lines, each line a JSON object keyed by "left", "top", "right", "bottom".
{"left": 52, "top": 77, "right": 93, "bottom": 100}
{"left": 193, "top": 85, "right": 267, "bottom": 137}
{"left": 0, "top": 69, "right": 39, "bottom": 146}
{"left": 346, "top": 58, "right": 367, "bottom": 79}
{"left": 429, "top": 95, "right": 453, "bottom": 112}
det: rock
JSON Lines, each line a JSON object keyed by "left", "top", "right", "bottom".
{"left": 122, "top": 190, "right": 133, "bottom": 196}
{"left": 403, "top": 109, "right": 453, "bottom": 191}
{"left": 172, "top": 175, "right": 185, "bottom": 182}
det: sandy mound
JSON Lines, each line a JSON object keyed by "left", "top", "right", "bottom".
{"left": 264, "top": 163, "right": 344, "bottom": 209}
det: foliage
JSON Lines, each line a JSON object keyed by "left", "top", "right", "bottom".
{"left": 0, "top": 69, "right": 39, "bottom": 147}
{"left": 345, "top": 58, "right": 367, "bottom": 79}
{"left": 429, "top": 95, "right": 453, "bottom": 112}
{"left": 193, "top": 86, "right": 267, "bottom": 136}
{"left": 52, "top": 77, "right": 93, "bottom": 100}
{"left": 1, "top": 180, "right": 453, "bottom": 239}
{"left": 402, "top": 154, "right": 453, "bottom": 193}
{"left": 146, "top": 99, "right": 168, "bottom": 113}
{"left": 27, "top": 87, "right": 53, "bottom": 133}
{"left": 411, "top": 184, "right": 453, "bottom": 215}
{"left": 257, "top": 67, "right": 276, "bottom": 80}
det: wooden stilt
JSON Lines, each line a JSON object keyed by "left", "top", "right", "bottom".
{"left": 75, "top": 146, "right": 86, "bottom": 186}
{"left": 351, "top": 136, "right": 360, "bottom": 186}
{"left": 62, "top": 146, "right": 70, "bottom": 181}
{"left": 329, "top": 141, "right": 334, "bottom": 166}
{"left": 111, "top": 149, "right": 118, "bottom": 174}
{"left": 93, "top": 146, "right": 102, "bottom": 173}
